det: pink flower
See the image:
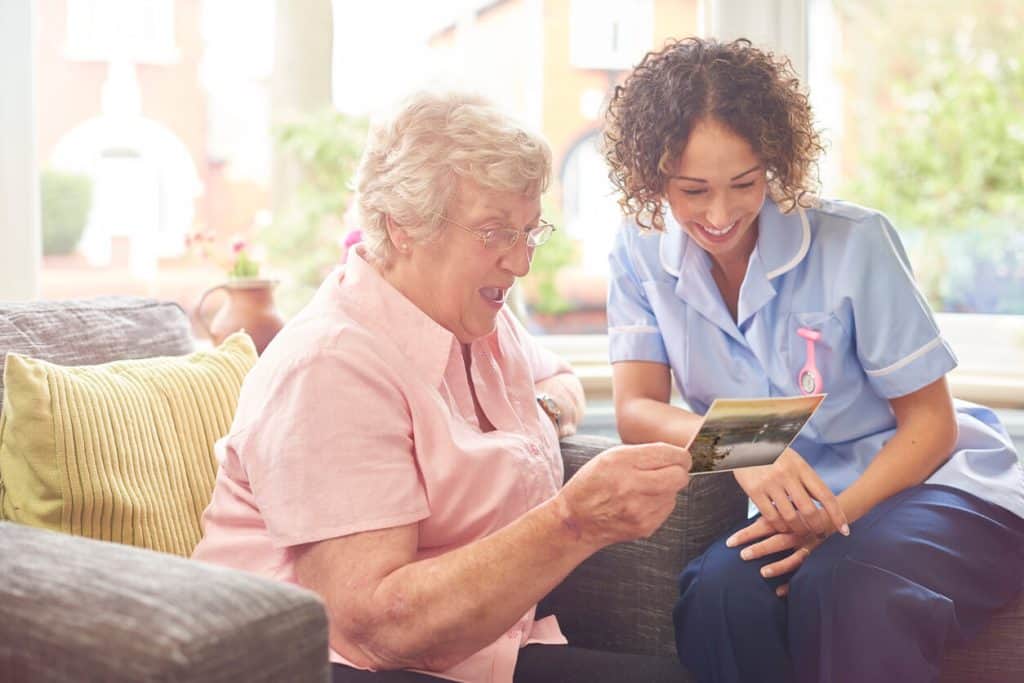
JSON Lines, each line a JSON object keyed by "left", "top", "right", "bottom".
{"left": 231, "top": 238, "right": 248, "bottom": 254}
{"left": 340, "top": 229, "right": 363, "bottom": 264}
{"left": 343, "top": 229, "right": 363, "bottom": 248}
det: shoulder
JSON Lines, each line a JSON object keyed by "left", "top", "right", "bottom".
{"left": 242, "top": 310, "right": 404, "bottom": 411}
{"left": 807, "top": 198, "right": 891, "bottom": 235}
{"left": 611, "top": 224, "right": 674, "bottom": 281}
{"left": 805, "top": 199, "right": 904, "bottom": 261}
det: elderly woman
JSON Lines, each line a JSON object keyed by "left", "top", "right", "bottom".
{"left": 192, "top": 90, "right": 691, "bottom": 683}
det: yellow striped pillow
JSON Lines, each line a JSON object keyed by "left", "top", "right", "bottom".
{"left": 0, "top": 332, "right": 256, "bottom": 556}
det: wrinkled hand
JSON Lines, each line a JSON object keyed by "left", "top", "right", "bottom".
{"left": 556, "top": 416, "right": 577, "bottom": 439}
{"left": 727, "top": 508, "right": 840, "bottom": 597}
{"left": 557, "top": 442, "right": 691, "bottom": 549}
{"left": 732, "top": 447, "right": 849, "bottom": 538}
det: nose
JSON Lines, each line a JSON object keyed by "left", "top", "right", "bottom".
{"left": 500, "top": 237, "right": 533, "bottom": 278}
{"left": 706, "top": 193, "right": 732, "bottom": 229}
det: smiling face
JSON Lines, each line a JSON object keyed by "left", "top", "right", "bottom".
{"left": 384, "top": 178, "right": 540, "bottom": 343}
{"left": 664, "top": 117, "right": 768, "bottom": 272}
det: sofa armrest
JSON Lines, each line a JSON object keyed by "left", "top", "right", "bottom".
{"left": 539, "top": 435, "right": 749, "bottom": 658}
{"left": 0, "top": 522, "right": 329, "bottom": 683}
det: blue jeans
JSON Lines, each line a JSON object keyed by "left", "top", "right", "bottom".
{"left": 674, "top": 484, "right": 1024, "bottom": 683}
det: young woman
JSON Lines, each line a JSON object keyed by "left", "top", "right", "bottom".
{"left": 603, "top": 37, "right": 1024, "bottom": 683}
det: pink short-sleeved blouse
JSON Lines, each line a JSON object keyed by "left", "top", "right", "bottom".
{"left": 192, "top": 247, "right": 570, "bottom": 682}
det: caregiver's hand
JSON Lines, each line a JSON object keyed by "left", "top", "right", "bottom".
{"left": 732, "top": 448, "right": 850, "bottom": 537}
{"left": 726, "top": 508, "right": 839, "bottom": 597}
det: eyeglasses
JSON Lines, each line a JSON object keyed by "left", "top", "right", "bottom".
{"left": 436, "top": 214, "right": 556, "bottom": 251}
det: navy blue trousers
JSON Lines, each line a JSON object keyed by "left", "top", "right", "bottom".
{"left": 674, "top": 484, "right": 1024, "bottom": 683}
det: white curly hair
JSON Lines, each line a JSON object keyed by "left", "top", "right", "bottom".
{"left": 355, "top": 90, "right": 551, "bottom": 263}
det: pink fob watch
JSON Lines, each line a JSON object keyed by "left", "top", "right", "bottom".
{"left": 796, "top": 327, "right": 823, "bottom": 394}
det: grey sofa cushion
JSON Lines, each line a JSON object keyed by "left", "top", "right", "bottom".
{"left": 0, "top": 297, "right": 194, "bottom": 413}
{"left": 0, "top": 522, "right": 329, "bottom": 682}
{"left": 941, "top": 590, "right": 1024, "bottom": 683}
{"left": 540, "top": 434, "right": 749, "bottom": 668}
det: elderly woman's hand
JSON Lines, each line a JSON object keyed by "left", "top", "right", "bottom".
{"left": 556, "top": 442, "right": 691, "bottom": 549}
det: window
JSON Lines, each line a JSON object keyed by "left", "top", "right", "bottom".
{"left": 568, "top": 0, "right": 654, "bottom": 71}
{"left": 808, "top": 0, "right": 1024, "bottom": 316}
{"left": 806, "top": 0, "right": 1024, "bottom": 406}
{"left": 36, "top": 0, "right": 266, "bottom": 307}
{"left": 65, "top": 0, "right": 179, "bottom": 64}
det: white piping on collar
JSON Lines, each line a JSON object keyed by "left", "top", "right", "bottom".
{"left": 765, "top": 207, "right": 810, "bottom": 280}
{"left": 659, "top": 228, "right": 681, "bottom": 278}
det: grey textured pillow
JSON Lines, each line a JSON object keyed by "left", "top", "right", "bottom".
{"left": 0, "top": 521, "right": 329, "bottom": 682}
{"left": 0, "top": 297, "right": 194, "bottom": 412}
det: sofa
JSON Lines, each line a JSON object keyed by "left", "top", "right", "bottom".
{"left": 0, "top": 297, "right": 1020, "bottom": 682}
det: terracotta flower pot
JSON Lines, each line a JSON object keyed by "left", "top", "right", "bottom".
{"left": 195, "top": 278, "right": 285, "bottom": 354}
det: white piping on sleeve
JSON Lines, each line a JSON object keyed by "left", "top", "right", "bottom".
{"left": 609, "top": 324, "right": 661, "bottom": 334}
{"left": 864, "top": 336, "right": 943, "bottom": 377}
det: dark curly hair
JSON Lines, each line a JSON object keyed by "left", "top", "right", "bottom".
{"left": 604, "top": 37, "right": 824, "bottom": 231}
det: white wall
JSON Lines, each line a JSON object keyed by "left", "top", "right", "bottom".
{"left": 0, "top": 0, "right": 40, "bottom": 300}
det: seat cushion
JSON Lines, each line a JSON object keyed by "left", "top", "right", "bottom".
{"left": 0, "top": 297, "right": 194, "bottom": 414}
{"left": 0, "top": 333, "right": 256, "bottom": 556}
{"left": 0, "top": 521, "right": 329, "bottom": 683}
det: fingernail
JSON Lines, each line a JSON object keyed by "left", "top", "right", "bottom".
{"left": 840, "top": 524, "right": 851, "bottom": 536}
{"left": 726, "top": 535, "right": 737, "bottom": 548}
{"left": 740, "top": 548, "right": 752, "bottom": 560}
{"left": 761, "top": 567, "right": 772, "bottom": 578}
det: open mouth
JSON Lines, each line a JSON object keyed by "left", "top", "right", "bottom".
{"left": 479, "top": 287, "right": 507, "bottom": 305}
{"left": 697, "top": 220, "right": 738, "bottom": 238}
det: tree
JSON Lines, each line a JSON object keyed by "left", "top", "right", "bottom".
{"left": 266, "top": 110, "right": 368, "bottom": 315}
{"left": 39, "top": 170, "right": 92, "bottom": 256}
{"left": 832, "top": 0, "right": 1024, "bottom": 312}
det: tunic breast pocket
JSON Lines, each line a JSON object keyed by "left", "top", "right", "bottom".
{"left": 784, "top": 311, "right": 849, "bottom": 396}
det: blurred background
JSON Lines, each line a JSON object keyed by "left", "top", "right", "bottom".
{"left": 2, "top": 0, "right": 1022, "bottom": 434}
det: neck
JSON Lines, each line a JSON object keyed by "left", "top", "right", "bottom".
{"left": 711, "top": 217, "right": 759, "bottom": 288}
{"left": 376, "top": 256, "right": 424, "bottom": 311}
{"left": 711, "top": 254, "right": 747, "bottom": 290}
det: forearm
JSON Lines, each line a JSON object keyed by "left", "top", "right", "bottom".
{"left": 839, "top": 417, "right": 958, "bottom": 522}
{"left": 357, "top": 496, "right": 597, "bottom": 671}
{"left": 617, "top": 397, "right": 703, "bottom": 447}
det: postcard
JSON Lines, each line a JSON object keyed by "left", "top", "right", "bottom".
{"left": 687, "top": 395, "right": 825, "bottom": 475}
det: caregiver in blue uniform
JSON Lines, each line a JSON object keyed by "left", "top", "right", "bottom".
{"left": 603, "top": 37, "right": 1024, "bottom": 683}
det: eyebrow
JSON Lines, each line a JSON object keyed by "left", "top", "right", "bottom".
{"left": 672, "top": 164, "right": 762, "bottom": 183}
{"left": 474, "top": 209, "right": 542, "bottom": 228}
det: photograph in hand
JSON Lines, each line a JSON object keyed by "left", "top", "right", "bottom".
{"left": 687, "top": 395, "right": 825, "bottom": 474}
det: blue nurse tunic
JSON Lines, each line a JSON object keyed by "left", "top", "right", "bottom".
{"left": 607, "top": 198, "right": 1024, "bottom": 682}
